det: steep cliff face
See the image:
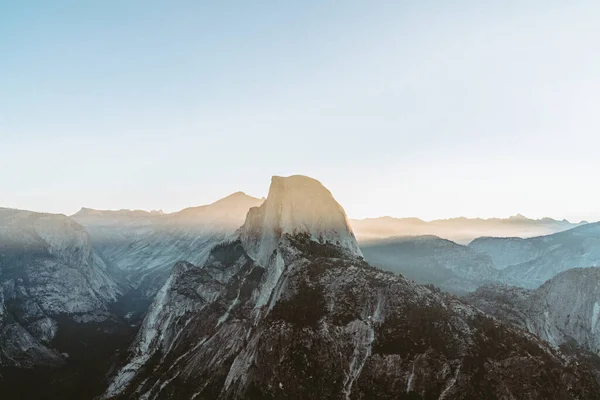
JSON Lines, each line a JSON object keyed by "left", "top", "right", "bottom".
{"left": 527, "top": 268, "right": 600, "bottom": 351}
{"left": 239, "top": 175, "right": 362, "bottom": 307}
{"left": 73, "top": 192, "right": 264, "bottom": 299}
{"left": 105, "top": 176, "right": 600, "bottom": 400}
{"left": 0, "top": 284, "right": 63, "bottom": 368}
{"left": 241, "top": 175, "right": 361, "bottom": 262}
{"left": 0, "top": 208, "right": 120, "bottom": 368}
{"left": 467, "top": 268, "right": 600, "bottom": 353}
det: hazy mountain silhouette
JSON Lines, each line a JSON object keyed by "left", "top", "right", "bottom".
{"left": 351, "top": 214, "right": 586, "bottom": 244}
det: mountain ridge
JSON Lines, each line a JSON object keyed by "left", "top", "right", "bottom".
{"left": 70, "top": 192, "right": 263, "bottom": 219}
{"left": 351, "top": 214, "right": 587, "bottom": 245}
{"left": 103, "top": 175, "right": 600, "bottom": 399}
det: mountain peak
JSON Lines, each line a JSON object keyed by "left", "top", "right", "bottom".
{"left": 509, "top": 213, "right": 529, "bottom": 221}
{"left": 73, "top": 207, "right": 98, "bottom": 216}
{"left": 174, "top": 192, "right": 263, "bottom": 221}
{"left": 240, "top": 175, "right": 362, "bottom": 265}
{"left": 204, "top": 191, "right": 263, "bottom": 208}
{"left": 215, "top": 191, "right": 253, "bottom": 201}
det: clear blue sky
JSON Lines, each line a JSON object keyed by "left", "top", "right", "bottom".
{"left": 2, "top": 1, "right": 599, "bottom": 221}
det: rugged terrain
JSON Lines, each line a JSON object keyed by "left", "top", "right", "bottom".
{"left": 467, "top": 268, "right": 600, "bottom": 353}
{"left": 0, "top": 208, "right": 136, "bottom": 399}
{"left": 105, "top": 176, "right": 600, "bottom": 400}
{"left": 2, "top": 176, "right": 599, "bottom": 399}
{"left": 0, "top": 208, "right": 120, "bottom": 368}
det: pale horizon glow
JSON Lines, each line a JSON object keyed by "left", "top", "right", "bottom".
{"left": 2, "top": 1, "right": 600, "bottom": 222}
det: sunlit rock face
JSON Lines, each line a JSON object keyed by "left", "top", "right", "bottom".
{"left": 104, "top": 176, "right": 600, "bottom": 400}
{"left": 241, "top": 175, "right": 362, "bottom": 265}
{"left": 467, "top": 267, "right": 600, "bottom": 353}
{"left": 239, "top": 175, "right": 363, "bottom": 307}
{"left": 0, "top": 208, "right": 120, "bottom": 367}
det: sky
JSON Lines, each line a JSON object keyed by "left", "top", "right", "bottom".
{"left": 1, "top": 1, "right": 600, "bottom": 222}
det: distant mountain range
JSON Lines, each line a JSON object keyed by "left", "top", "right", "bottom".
{"left": 360, "top": 235, "right": 499, "bottom": 294}
{"left": 361, "top": 221, "right": 600, "bottom": 294}
{"left": 70, "top": 196, "right": 590, "bottom": 298}
{"left": 71, "top": 192, "right": 264, "bottom": 299}
{"left": 2, "top": 180, "right": 600, "bottom": 399}
{"left": 350, "top": 214, "right": 587, "bottom": 244}
{"left": 2, "top": 197, "right": 595, "bottom": 302}
{"left": 469, "top": 222, "right": 600, "bottom": 288}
